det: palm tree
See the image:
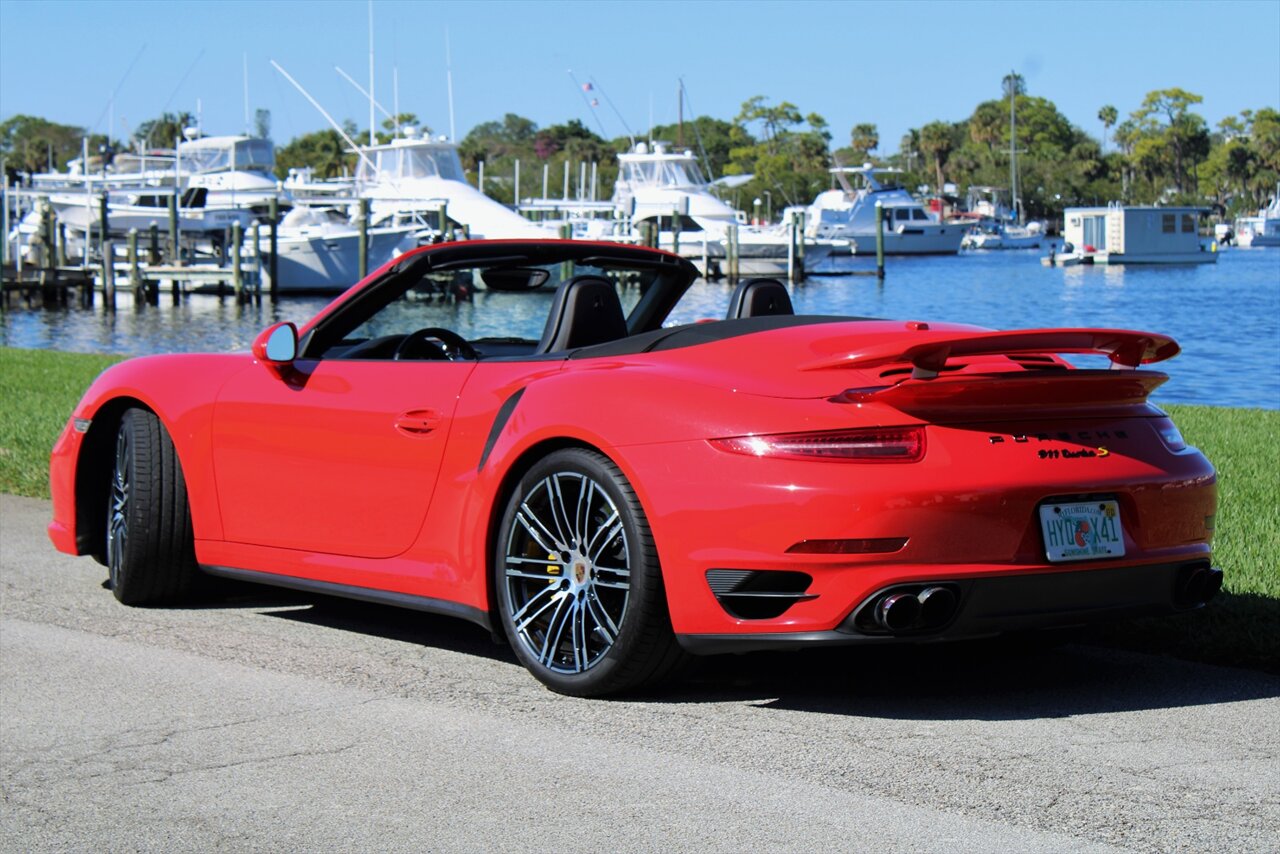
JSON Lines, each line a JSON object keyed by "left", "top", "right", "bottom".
{"left": 849, "top": 123, "right": 879, "bottom": 161}
{"left": 969, "top": 102, "right": 1004, "bottom": 157}
{"left": 1098, "top": 105, "right": 1118, "bottom": 153}
{"left": 1001, "top": 72, "right": 1026, "bottom": 100}
{"left": 919, "top": 121, "right": 954, "bottom": 192}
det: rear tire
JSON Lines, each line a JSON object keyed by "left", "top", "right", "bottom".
{"left": 105, "top": 408, "right": 200, "bottom": 605}
{"left": 494, "top": 448, "right": 686, "bottom": 696}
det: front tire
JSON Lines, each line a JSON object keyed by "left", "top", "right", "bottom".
{"left": 106, "top": 408, "right": 200, "bottom": 605}
{"left": 494, "top": 448, "right": 685, "bottom": 696}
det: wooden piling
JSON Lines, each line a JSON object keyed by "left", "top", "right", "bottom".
{"left": 98, "top": 194, "right": 109, "bottom": 249}
{"left": 251, "top": 221, "right": 261, "bottom": 299}
{"left": 268, "top": 196, "right": 279, "bottom": 296}
{"left": 167, "top": 193, "right": 179, "bottom": 266}
{"left": 231, "top": 221, "right": 243, "bottom": 300}
{"left": 102, "top": 240, "right": 115, "bottom": 310}
{"left": 794, "top": 210, "right": 806, "bottom": 284}
{"left": 42, "top": 202, "right": 55, "bottom": 256}
{"left": 874, "top": 201, "right": 885, "bottom": 279}
{"left": 559, "top": 222, "right": 572, "bottom": 280}
{"left": 727, "top": 224, "right": 739, "bottom": 284}
{"left": 787, "top": 215, "right": 797, "bottom": 283}
{"left": 128, "top": 229, "right": 142, "bottom": 299}
{"left": 56, "top": 223, "right": 67, "bottom": 268}
{"left": 147, "top": 224, "right": 159, "bottom": 265}
{"left": 358, "top": 198, "right": 370, "bottom": 279}
{"left": 671, "top": 209, "right": 682, "bottom": 255}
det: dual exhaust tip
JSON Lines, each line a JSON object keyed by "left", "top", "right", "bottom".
{"left": 873, "top": 586, "right": 958, "bottom": 633}
{"left": 1176, "top": 565, "right": 1224, "bottom": 609}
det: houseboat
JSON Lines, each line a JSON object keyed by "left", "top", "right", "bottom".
{"left": 1049, "top": 204, "right": 1217, "bottom": 265}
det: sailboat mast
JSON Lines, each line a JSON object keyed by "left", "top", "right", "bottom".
{"left": 677, "top": 82, "right": 684, "bottom": 148}
{"left": 368, "top": 0, "right": 375, "bottom": 146}
{"left": 1009, "top": 69, "right": 1019, "bottom": 224}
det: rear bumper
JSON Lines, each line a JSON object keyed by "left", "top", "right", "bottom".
{"left": 676, "top": 559, "right": 1219, "bottom": 654}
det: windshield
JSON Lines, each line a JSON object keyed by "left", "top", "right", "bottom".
{"left": 359, "top": 145, "right": 467, "bottom": 183}
{"left": 178, "top": 139, "right": 274, "bottom": 174}
{"left": 622, "top": 157, "right": 707, "bottom": 188}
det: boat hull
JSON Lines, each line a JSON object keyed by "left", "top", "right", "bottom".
{"left": 845, "top": 227, "right": 966, "bottom": 255}
{"left": 267, "top": 227, "right": 419, "bottom": 292}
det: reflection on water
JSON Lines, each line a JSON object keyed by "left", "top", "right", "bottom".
{"left": 3, "top": 248, "right": 1277, "bottom": 409}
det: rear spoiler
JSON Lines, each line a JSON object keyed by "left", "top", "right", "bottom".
{"left": 817, "top": 328, "right": 1179, "bottom": 419}
{"left": 803, "top": 328, "right": 1180, "bottom": 378}
{"left": 832, "top": 370, "right": 1169, "bottom": 418}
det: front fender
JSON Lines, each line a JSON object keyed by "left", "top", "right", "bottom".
{"left": 56, "top": 354, "right": 255, "bottom": 550}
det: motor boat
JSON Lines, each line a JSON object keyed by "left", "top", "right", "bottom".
{"left": 176, "top": 135, "right": 285, "bottom": 216}
{"left": 964, "top": 219, "right": 1045, "bottom": 250}
{"left": 264, "top": 205, "right": 419, "bottom": 292}
{"left": 354, "top": 127, "right": 552, "bottom": 239}
{"left": 1233, "top": 184, "right": 1280, "bottom": 247}
{"left": 614, "top": 142, "right": 836, "bottom": 275}
{"left": 804, "top": 165, "right": 964, "bottom": 255}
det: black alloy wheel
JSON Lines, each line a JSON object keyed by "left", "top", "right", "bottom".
{"left": 494, "top": 448, "right": 686, "bottom": 696}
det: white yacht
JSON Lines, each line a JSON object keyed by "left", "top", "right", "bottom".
{"left": 34, "top": 186, "right": 252, "bottom": 237}
{"left": 177, "top": 135, "right": 284, "bottom": 215}
{"left": 265, "top": 206, "right": 419, "bottom": 292}
{"left": 354, "top": 127, "right": 551, "bottom": 238}
{"left": 805, "top": 166, "right": 964, "bottom": 255}
{"left": 958, "top": 187, "right": 1045, "bottom": 250}
{"left": 613, "top": 142, "right": 835, "bottom": 275}
{"left": 1233, "top": 184, "right": 1280, "bottom": 247}
{"left": 964, "top": 220, "right": 1045, "bottom": 250}
{"left": 37, "top": 133, "right": 283, "bottom": 234}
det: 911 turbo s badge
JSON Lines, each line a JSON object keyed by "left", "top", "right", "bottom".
{"left": 1038, "top": 447, "right": 1110, "bottom": 460}
{"left": 989, "top": 429, "right": 1125, "bottom": 460}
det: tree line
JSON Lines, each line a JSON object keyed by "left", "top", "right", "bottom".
{"left": 3, "top": 80, "right": 1276, "bottom": 220}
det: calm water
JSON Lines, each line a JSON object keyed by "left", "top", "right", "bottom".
{"left": 4, "top": 247, "right": 1278, "bottom": 409}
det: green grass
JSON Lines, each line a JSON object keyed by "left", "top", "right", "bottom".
{"left": 0, "top": 347, "right": 123, "bottom": 498}
{"left": 1089, "top": 403, "right": 1280, "bottom": 672}
{"left": 1, "top": 346, "right": 1276, "bottom": 670}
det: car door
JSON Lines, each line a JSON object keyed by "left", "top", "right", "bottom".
{"left": 211, "top": 357, "right": 475, "bottom": 559}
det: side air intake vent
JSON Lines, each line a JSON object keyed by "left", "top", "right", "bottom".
{"left": 706, "top": 569, "right": 815, "bottom": 620}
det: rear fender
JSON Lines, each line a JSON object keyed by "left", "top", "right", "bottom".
{"left": 469, "top": 366, "right": 862, "bottom": 603}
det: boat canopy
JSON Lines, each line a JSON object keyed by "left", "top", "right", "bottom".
{"left": 357, "top": 142, "right": 467, "bottom": 184}
{"left": 177, "top": 137, "right": 275, "bottom": 174}
{"left": 619, "top": 152, "right": 707, "bottom": 189}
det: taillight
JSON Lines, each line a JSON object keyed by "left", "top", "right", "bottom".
{"left": 1154, "top": 417, "right": 1187, "bottom": 451}
{"left": 710, "top": 427, "right": 925, "bottom": 463}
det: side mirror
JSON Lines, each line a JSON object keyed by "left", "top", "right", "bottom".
{"left": 252, "top": 322, "right": 298, "bottom": 377}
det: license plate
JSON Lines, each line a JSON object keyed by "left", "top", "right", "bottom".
{"left": 1038, "top": 499, "right": 1125, "bottom": 562}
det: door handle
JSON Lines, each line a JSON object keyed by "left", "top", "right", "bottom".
{"left": 394, "top": 409, "right": 442, "bottom": 436}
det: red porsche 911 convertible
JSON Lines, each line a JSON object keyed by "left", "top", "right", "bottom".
{"left": 49, "top": 240, "right": 1221, "bottom": 695}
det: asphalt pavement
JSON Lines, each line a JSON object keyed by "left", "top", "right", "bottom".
{"left": 2, "top": 493, "right": 1277, "bottom": 852}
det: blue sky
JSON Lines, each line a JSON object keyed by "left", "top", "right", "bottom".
{"left": 2, "top": 0, "right": 1277, "bottom": 159}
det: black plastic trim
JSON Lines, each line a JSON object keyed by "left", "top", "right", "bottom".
{"left": 200, "top": 564, "right": 492, "bottom": 631}
{"left": 677, "top": 560, "right": 1218, "bottom": 655}
{"left": 478, "top": 388, "right": 526, "bottom": 471}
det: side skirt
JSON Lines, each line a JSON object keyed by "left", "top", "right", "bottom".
{"left": 200, "top": 564, "right": 492, "bottom": 632}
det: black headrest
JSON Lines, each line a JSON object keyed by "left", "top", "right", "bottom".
{"left": 536, "top": 275, "right": 629, "bottom": 354}
{"left": 726, "top": 278, "right": 794, "bottom": 319}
